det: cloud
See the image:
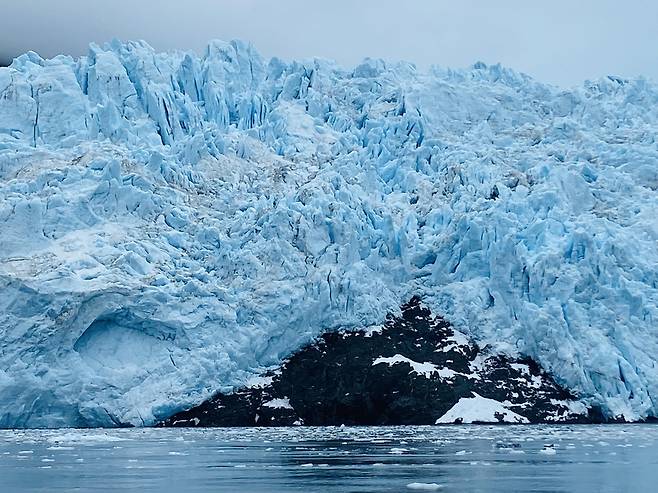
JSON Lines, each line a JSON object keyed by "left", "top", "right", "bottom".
{"left": 1, "top": 0, "right": 657, "bottom": 86}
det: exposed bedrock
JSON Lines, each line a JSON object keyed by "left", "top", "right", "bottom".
{"left": 161, "top": 298, "right": 608, "bottom": 427}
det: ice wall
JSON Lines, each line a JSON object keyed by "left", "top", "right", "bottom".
{"left": 1, "top": 40, "right": 658, "bottom": 426}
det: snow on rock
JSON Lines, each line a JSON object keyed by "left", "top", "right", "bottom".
{"left": 539, "top": 445, "right": 557, "bottom": 455}
{"left": 1, "top": 39, "right": 658, "bottom": 427}
{"left": 436, "top": 393, "right": 530, "bottom": 424}
{"left": 545, "top": 399, "right": 589, "bottom": 421}
{"left": 245, "top": 375, "right": 275, "bottom": 389}
{"left": 262, "top": 398, "right": 293, "bottom": 410}
{"left": 372, "top": 355, "right": 459, "bottom": 379}
{"left": 161, "top": 298, "right": 596, "bottom": 426}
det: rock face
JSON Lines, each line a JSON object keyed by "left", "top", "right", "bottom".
{"left": 161, "top": 298, "right": 599, "bottom": 426}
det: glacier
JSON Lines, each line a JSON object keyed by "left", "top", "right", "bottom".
{"left": 1, "top": 39, "right": 658, "bottom": 427}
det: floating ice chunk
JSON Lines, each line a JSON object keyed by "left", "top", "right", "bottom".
{"left": 406, "top": 483, "right": 443, "bottom": 491}
{"left": 390, "top": 447, "right": 408, "bottom": 454}
{"left": 46, "top": 433, "right": 129, "bottom": 444}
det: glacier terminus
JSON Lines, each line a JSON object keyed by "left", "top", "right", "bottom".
{"left": 1, "top": 39, "right": 658, "bottom": 427}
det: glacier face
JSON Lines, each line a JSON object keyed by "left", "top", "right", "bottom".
{"left": 1, "top": 39, "right": 658, "bottom": 427}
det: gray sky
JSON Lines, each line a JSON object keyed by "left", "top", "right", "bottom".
{"left": 1, "top": 0, "right": 657, "bottom": 87}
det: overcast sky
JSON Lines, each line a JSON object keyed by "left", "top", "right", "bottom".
{"left": 1, "top": 0, "right": 657, "bottom": 87}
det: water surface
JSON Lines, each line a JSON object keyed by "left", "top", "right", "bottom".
{"left": 1, "top": 425, "right": 656, "bottom": 492}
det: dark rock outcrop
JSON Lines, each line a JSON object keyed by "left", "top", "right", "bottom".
{"left": 160, "top": 298, "right": 601, "bottom": 427}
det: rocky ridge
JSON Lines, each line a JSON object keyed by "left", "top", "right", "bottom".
{"left": 162, "top": 298, "right": 602, "bottom": 426}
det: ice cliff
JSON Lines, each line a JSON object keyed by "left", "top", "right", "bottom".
{"left": 1, "top": 39, "right": 657, "bottom": 427}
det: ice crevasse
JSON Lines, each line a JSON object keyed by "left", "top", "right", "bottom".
{"left": 0, "top": 39, "right": 657, "bottom": 427}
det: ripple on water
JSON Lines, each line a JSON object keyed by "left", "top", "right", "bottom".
{"left": 0, "top": 425, "right": 656, "bottom": 493}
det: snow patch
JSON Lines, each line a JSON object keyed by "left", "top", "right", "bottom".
{"left": 245, "top": 375, "right": 274, "bottom": 389}
{"left": 373, "top": 355, "right": 461, "bottom": 379}
{"left": 363, "top": 325, "right": 384, "bottom": 337}
{"left": 436, "top": 393, "right": 529, "bottom": 424}
{"left": 262, "top": 398, "right": 293, "bottom": 410}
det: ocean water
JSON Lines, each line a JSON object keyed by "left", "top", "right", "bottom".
{"left": 0, "top": 425, "right": 656, "bottom": 492}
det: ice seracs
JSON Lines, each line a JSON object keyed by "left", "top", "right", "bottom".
{"left": 1, "top": 39, "right": 658, "bottom": 427}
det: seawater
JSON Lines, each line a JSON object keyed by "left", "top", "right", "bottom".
{"left": 0, "top": 425, "right": 656, "bottom": 492}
